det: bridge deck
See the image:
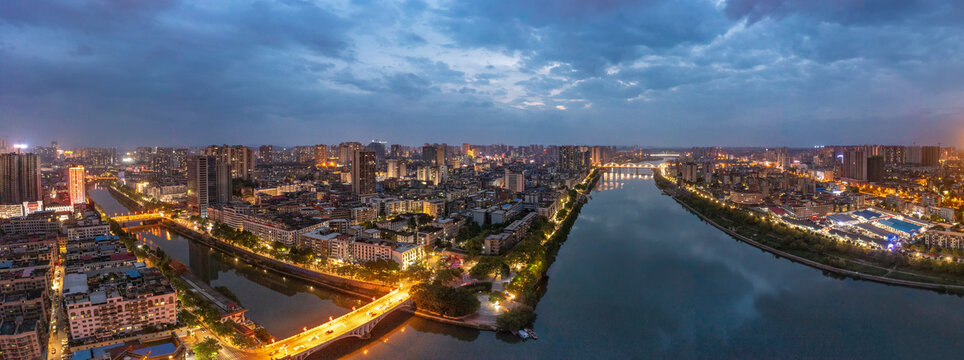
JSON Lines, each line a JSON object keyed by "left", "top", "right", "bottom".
{"left": 110, "top": 212, "right": 165, "bottom": 222}
{"left": 264, "top": 289, "right": 411, "bottom": 358}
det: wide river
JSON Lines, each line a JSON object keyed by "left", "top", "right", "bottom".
{"left": 91, "top": 169, "right": 964, "bottom": 358}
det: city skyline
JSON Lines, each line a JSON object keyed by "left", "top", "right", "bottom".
{"left": 4, "top": 1, "right": 964, "bottom": 148}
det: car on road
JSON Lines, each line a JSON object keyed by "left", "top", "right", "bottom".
{"left": 325, "top": 330, "right": 333, "bottom": 335}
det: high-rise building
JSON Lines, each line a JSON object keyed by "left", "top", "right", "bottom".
{"left": 843, "top": 148, "right": 868, "bottom": 181}
{"left": 906, "top": 146, "right": 922, "bottom": 165}
{"left": 921, "top": 146, "right": 941, "bottom": 167}
{"left": 258, "top": 145, "right": 274, "bottom": 164}
{"left": 68, "top": 165, "right": 86, "bottom": 206}
{"left": 134, "top": 147, "right": 153, "bottom": 164}
{"left": 74, "top": 147, "right": 117, "bottom": 167}
{"left": 0, "top": 153, "right": 42, "bottom": 205}
{"left": 867, "top": 155, "right": 885, "bottom": 183}
{"left": 351, "top": 149, "right": 376, "bottom": 196}
{"left": 590, "top": 146, "right": 613, "bottom": 166}
{"left": 187, "top": 156, "right": 231, "bottom": 217}
{"left": 504, "top": 168, "right": 525, "bottom": 193}
{"left": 291, "top": 145, "right": 313, "bottom": 164}
{"left": 151, "top": 147, "right": 186, "bottom": 177}
{"left": 882, "top": 145, "right": 905, "bottom": 164}
{"left": 204, "top": 145, "right": 255, "bottom": 179}
{"left": 338, "top": 142, "right": 363, "bottom": 167}
{"left": 558, "top": 145, "right": 582, "bottom": 172}
{"left": 313, "top": 144, "right": 328, "bottom": 167}
{"left": 389, "top": 144, "right": 404, "bottom": 158}
{"left": 386, "top": 159, "right": 407, "bottom": 178}
{"left": 367, "top": 141, "right": 386, "bottom": 161}
{"left": 422, "top": 144, "right": 445, "bottom": 165}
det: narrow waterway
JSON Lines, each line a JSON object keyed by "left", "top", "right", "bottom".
{"left": 91, "top": 170, "right": 964, "bottom": 358}
{"left": 88, "top": 188, "right": 365, "bottom": 339}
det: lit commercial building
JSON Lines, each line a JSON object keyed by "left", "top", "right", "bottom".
{"left": 68, "top": 165, "right": 87, "bottom": 206}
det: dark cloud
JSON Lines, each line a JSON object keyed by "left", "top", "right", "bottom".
{"left": 1, "top": 0, "right": 963, "bottom": 147}
{"left": 441, "top": 0, "right": 730, "bottom": 75}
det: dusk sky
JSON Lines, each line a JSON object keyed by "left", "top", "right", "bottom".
{"left": 2, "top": 0, "right": 964, "bottom": 148}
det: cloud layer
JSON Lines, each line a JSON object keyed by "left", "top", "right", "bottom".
{"left": 2, "top": 0, "right": 963, "bottom": 147}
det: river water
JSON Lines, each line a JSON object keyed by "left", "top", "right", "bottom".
{"left": 91, "top": 169, "right": 964, "bottom": 358}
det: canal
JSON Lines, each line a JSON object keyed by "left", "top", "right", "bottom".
{"left": 87, "top": 188, "right": 366, "bottom": 340}
{"left": 93, "top": 168, "right": 964, "bottom": 358}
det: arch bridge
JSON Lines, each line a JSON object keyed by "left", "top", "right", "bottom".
{"left": 601, "top": 162, "right": 660, "bottom": 169}
{"left": 264, "top": 289, "right": 413, "bottom": 359}
{"left": 110, "top": 212, "right": 165, "bottom": 227}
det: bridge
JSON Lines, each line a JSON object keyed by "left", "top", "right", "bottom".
{"left": 649, "top": 153, "right": 680, "bottom": 157}
{"left": 259, "top": 288, "right": 413, "bottom": 359}
{"left": 600, "top": 162, "right": 660, "bottom": 169}
{"left": 110, "top": 212, "right": 166, "bottom": 228}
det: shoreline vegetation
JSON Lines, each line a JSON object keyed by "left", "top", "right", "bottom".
{"left": 490, "top": 169, "right": 602, "bottom": 332}
{"left": 653, "top": 171, "right": 964, "bottom": 295}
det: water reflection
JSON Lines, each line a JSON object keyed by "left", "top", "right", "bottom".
{"left": 331, "top": 168, "right": 964, "bottom": 359}
{"left": 91, "top": 176, "right": 964, "bottom": 359}
{"left": 87, "top": 189, "right": 363, "bottom": 339}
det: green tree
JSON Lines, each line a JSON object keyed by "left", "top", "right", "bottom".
{"left": 469, "top": 257, "right": 504, "bottom": 279}
{"left": 410, "top": 282, "right": 480, "bottom": 317}
{"left": 192, "top": 337, "right": 221, "bottom": 360}
{"left": 178, "top": 309, "right": 200, "bottom": 327}
{"left": 231, "top": 333, "right": 254, "bottom": 348}
{"left": 253, "top": 327, "right": 273, "bottom": 343}
{"left": 496, "top": 304, "right": 537, "bottom": 332}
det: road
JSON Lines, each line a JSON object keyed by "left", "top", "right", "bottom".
{"left": 190, "top": 288, "right": 411, "bottom": 359}
{"left": 47, "top": 262, "right": 68, "bottom": 359}
{"left": 257, "top": 288, "right": 411, "bottom": 359}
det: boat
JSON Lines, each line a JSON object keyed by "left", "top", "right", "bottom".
{"left": 517, "top": 330, "right": 530, "bottom": 339}
{"left": 525, "top": 328, "right": 538, "bottom": 340}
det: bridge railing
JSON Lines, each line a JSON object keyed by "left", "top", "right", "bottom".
{"left": 267, "top": 289, "right": 408, "bottom": 350}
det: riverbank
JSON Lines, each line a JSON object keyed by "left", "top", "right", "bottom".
{"left": 161, "top": 219, "right": 393, "bottom": 299}
{"left": 654, "top": 171, "right": 964, "bottom": 294}
{"left": 499, "top": 169, "right": 602, "bottom": 317}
